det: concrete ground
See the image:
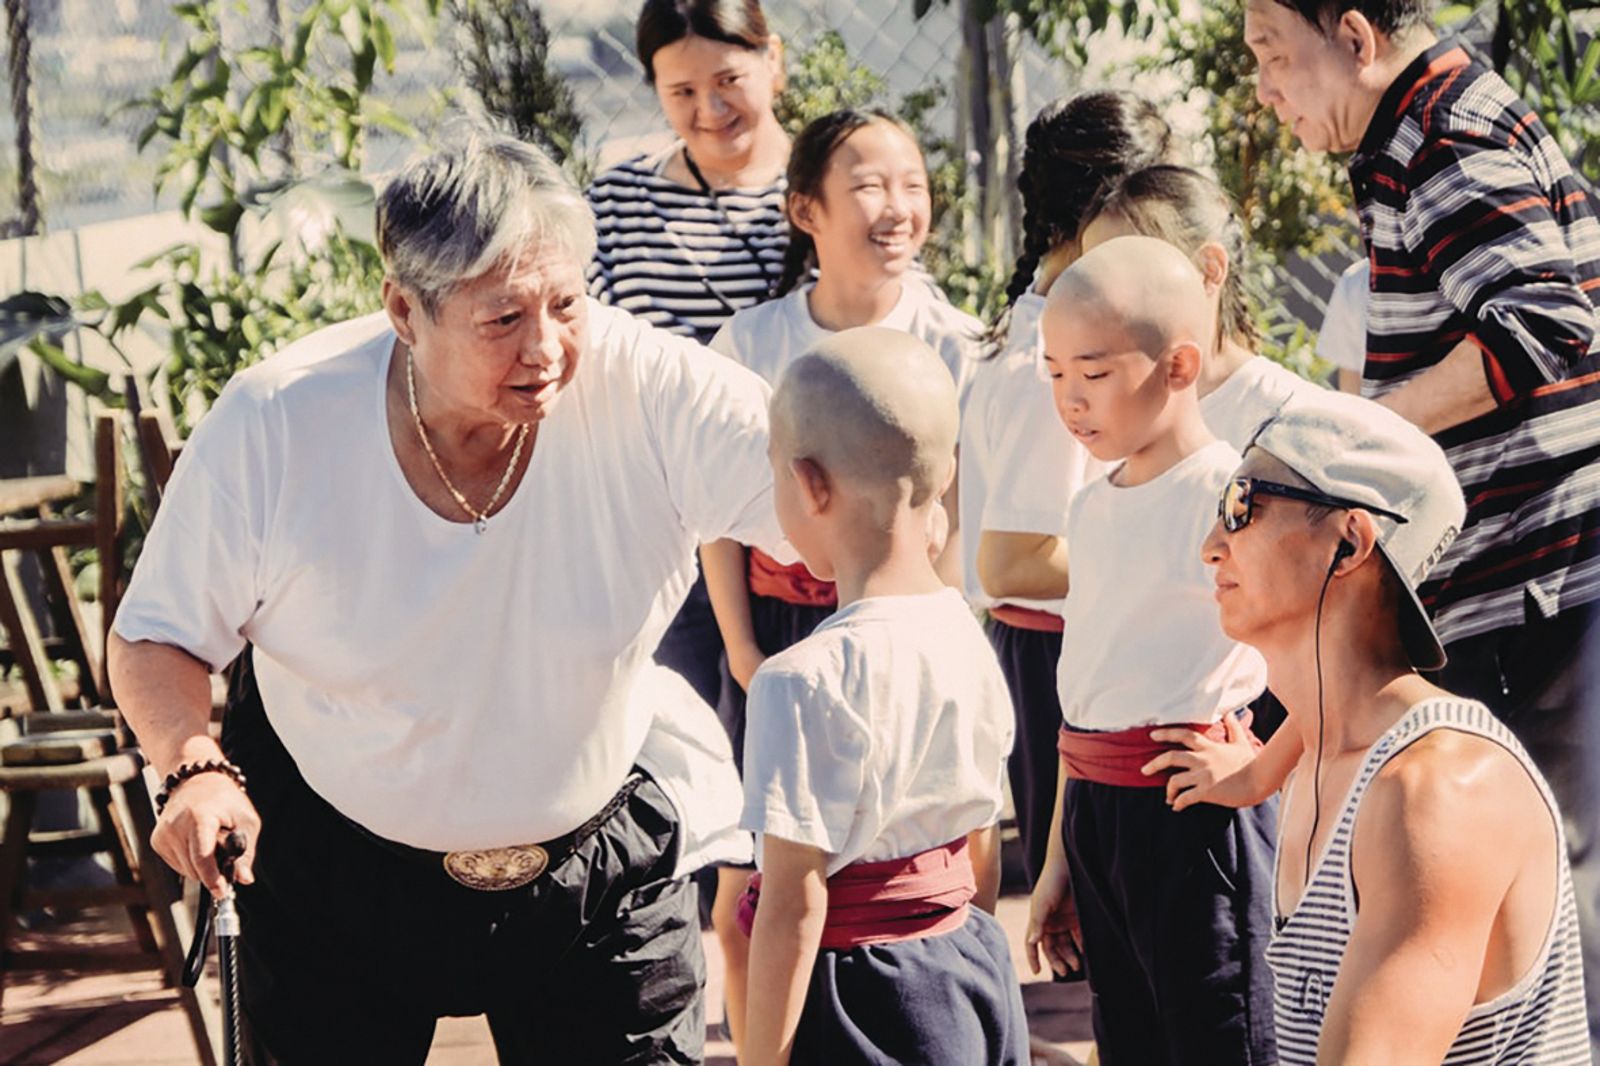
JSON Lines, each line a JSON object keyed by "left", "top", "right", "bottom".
{"left": 0, "top": 892, "right": 1094, "bottom": 1064}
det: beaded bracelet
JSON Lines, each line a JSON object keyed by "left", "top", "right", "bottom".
{"left": 155, "top": 758, "right": 248, "bottom": 814}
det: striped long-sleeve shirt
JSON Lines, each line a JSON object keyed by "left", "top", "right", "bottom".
{"left": 586, "top": 148, "right": 788, "bottom": 346}
{"left": 1352, "top": 41, "right": 1600, "bottom": 645}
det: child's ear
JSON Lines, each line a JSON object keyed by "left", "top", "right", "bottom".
{"left": 792, "top": 456, "right": 831, "bottom": 513}
{"left": 788, "top": 191, "right": 819, "bottom": 238}
{"left": 1194, "top": 242, "right": 1229, "bottom": 299}
{"left": 1167, "top": 341, "right": 1203, "bottom": 390}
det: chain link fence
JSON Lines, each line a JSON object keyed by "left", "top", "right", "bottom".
{"left": 0, "top": 0, "right": 1075, "bottom": 236}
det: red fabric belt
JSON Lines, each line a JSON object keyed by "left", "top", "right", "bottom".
{"left": 989, "top": 603, "right": 1064, "bottom": 633}
{"left": 747, "top": 548, "right": 838, "bottom": 607}
{"left": 736, "top": 839, "right": 975, "bottom": 949}
{"left": 1057, "top": 719, "right": 1261, "bottom": 788}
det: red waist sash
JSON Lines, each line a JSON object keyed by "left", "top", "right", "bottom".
{"left": 989, "top": 603, "right": 1064, "bottom": 633}
{"left": 736, "top": 839, "right": 975, "bottom": 949}
{"left": 1057, "top": 718, "right": 1261, "bottom": 788}
{"left": 747, "top": 548, "right": 838, "bottom": 607}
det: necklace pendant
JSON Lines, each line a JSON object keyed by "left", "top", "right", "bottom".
{"left": 474, "top": 516, "right": 488, "bottom": 535}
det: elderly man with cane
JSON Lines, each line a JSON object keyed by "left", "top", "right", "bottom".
{"left": 108, "top": 127, "right": 791, "bottom": 1064}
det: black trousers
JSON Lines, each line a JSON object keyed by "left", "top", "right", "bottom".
{"left": 1438, "top": 598, "right": 1600, "bottom": 1058}
{"left": 656, "top": 573, "right": 724, "bottom": 707}
{"left": 986, "top": 618, "right": 1063, "bottom": 888}
{"left": 715, "top": 592, "right": 835, "bottom": 775}
{"left": 1064, "top": 779, "right": 1278, "bottom": 1066}
{"left": 221, "top": 656, "right": 705, "bottom": 1065}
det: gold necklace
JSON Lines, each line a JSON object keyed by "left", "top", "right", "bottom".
{"left": 405, "top": 350, "right": 530, "bottom": 534}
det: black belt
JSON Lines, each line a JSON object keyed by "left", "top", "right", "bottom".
{"left": 342, "top": 771, "right": 649, "bottom": 891}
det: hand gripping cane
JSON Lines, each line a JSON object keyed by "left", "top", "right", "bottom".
{"left": 182, "top": 831, "right": 249, "bottom": 1066}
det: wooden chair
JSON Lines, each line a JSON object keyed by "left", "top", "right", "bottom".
{"left": 0, "top": 410, "right": 218, "bottom": 1063}
{"left": 0, "top": 413, "right": 121, "bottom": 711}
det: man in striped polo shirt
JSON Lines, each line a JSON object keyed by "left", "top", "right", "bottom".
{"left": 1245, "top": 0, "right": 1600, "bottom": 1051}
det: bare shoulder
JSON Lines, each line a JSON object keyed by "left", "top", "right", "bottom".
{"left": 1356, "top": 730, "right": 1550, "bottom": 889}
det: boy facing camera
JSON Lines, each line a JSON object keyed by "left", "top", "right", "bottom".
{"left": 737, "top": 327, "right": 1027, "bottom": 1066}
{"left": 1026, "top": 236, "right": 1277, "bottom": 1064}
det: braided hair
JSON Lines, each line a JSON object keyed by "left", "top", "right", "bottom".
{"left": 1084, "top": 165, "right": 1263, "bottom": 351}
{"left": 986, "top": 90, "right": 1178, "bottom": 355}
{"left": 774, "top": 108, "right": 919, "bottom": 298}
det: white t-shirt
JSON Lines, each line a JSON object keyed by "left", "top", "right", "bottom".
{"left": 1316, "top": 259, "right": 1370, "bottom": 374}
{"left": 1199, "top": 356, "right": 1322, "bottom": 453}
{"left": 740, "top": 588, "right": 1013, "bottom": 875}
{"left": 709, "top": 280, "right": 981, "bottom": 404}
{"left": 634, "top": 662, "right": 753, "bottom": 873}
{"left": 959, "top": 292, "right": 1103, "bottom": 612}
{"left": 115, "top": 301, "right": 786, "bottom": 852}
{"left": 1058, "top": 441, "right": 1267, "bottom": 731}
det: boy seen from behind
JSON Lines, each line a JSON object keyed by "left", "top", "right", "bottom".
{"left": 738, "top": 327, "right": 1028, "bottom": 1066}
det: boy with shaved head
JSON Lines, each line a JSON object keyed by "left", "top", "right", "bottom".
{"left": 1025, "top": 236, "right": 1278, "bottom": 1064}
{"left": 738, "top": 327, "right": 1028, "bottom": 1066}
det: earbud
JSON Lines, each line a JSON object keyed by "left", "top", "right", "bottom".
{"left": 1326, "top": 538, "right": 1355, "bottom": 578}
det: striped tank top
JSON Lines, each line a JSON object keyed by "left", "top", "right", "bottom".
{"left": 585, "top": 148, "right": 788, "bottom": 345}
{"left": 1266, "top": 698, "right": 1591, "bottom": 1064}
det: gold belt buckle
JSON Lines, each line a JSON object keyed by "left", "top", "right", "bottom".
{"left": 442, "top": 844, "right": 549, "bottom": 891}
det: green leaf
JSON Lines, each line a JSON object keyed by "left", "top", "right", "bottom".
{"left": 27, "top": 339, "right": 119, "bottom": 404}
{"left": 371, "top": 13, "right": 396, "bottom": 72}
{"left": 109, "top": 296, "right": 151, "bottom": 337}
{"left": 363, "top": 98, "right": 413, "bottom": 137}
{"left": 261, "top": 83, "right": 289, "bottom": 132}
{"left": 136, "top": 119, "right": 163, "bottom": 153}
{"left": 199, "top": 199, "right": 245, "bottom": 235}
{"left": 292, "top": 8, "right": 318, "bottom": 67}
{"left": 241, "top": 314, "right": 264, "bottom": 349}
{"left": 1574, "top": 38, "right": 1600, "bottom": 101}
{"left": 354, "top": 39, "right": 377, "bottom": 92}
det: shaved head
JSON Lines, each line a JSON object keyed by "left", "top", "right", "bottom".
{"left": 1045, "top": 234, "right": 1213, "bottom": 358}
{"left": 771, "top": 327, "right": 958, "bottom": 507}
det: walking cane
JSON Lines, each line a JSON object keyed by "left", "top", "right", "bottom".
{"left": 182, "top": 830, "right": 249, "bottom": 1066}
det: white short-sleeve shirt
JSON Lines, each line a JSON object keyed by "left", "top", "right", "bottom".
{"left": 1199, "top": 356, "right": 1324, "bottom": 453}
{"left": 1315, "top": 259, "right": 1370, "bottom": 374}
{"left": 959, "top": 292, "right": 1104, "bottom": 611}
{"left": 1058, "top": 441, "right": 1267, "bottom": 731}
{"left": 740, "top": 588, "right": 1013, "bottom": 875}
{"left": 114, "top": 301, "right": 785, "bottom": 851}
{"left": 709, "top": 281, "right": 981, "bottom": 404}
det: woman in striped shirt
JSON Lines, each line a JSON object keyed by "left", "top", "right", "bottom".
{"left": 586, "top": 0, "right": 791, "bottom": 737}
{"left": 587, "top": 0, "right": 790, "bottom": 348}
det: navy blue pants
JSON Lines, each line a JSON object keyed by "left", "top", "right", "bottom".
{"left": 715, "top": 592, "right": 835, "bottom": 775}
{"left": 986, "top": 618, "right": 1064, "bottom": 887}
{"left": 222, "top": 652, "right": 705, "bottom": 1065}
{"left": 1064, "top": 779, "right": 1278, "bottom": 1066}
{"left": 793, "top": 909, "right": 1029, "bottom": 1066}
{"left": 656, "top": 572, "right": 724, "bottom": 707}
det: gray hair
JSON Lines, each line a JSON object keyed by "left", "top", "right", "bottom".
{"left": 377, "top": 126, "right": 596, "bottom": 316}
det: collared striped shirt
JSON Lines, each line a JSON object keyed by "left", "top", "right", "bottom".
{"left": 586, "top": 148, "right": 788, "bottom": 346}
{"left": 1351, "top": 41, "right": 1600, "bottom": 644}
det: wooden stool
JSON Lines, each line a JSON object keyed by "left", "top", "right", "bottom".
{"left": 0, "top": 728, "right": 218, "bottom": 1065}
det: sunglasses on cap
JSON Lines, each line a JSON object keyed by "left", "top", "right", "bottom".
{"left": 1217, "top": 477, "right": 1409, "bottom": 533}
